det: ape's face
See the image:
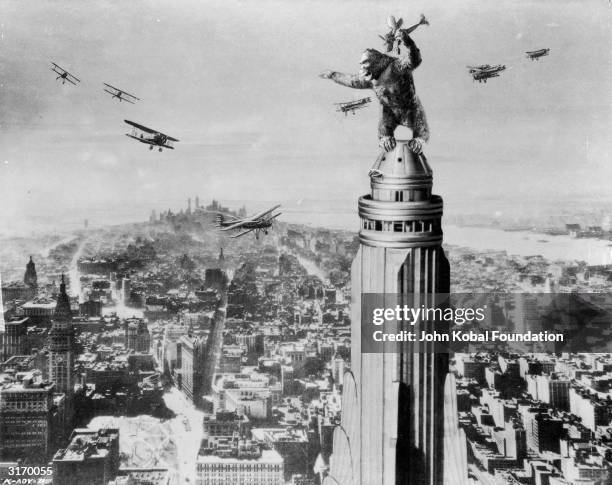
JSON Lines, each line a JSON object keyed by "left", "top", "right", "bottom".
{"left": 359, "top": 49, "right": 392, "bottom": 82}
{"left": 359, "top": 55, "right": 374, "bottom": 81}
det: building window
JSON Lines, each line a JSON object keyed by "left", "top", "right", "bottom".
{"left": 375, "top": 220, "right": 382, "bottom": 231}
{"left": 395, "top": 191, "right": 404, "bottom": 202}
{"left": 394, "top": 222, "right": 403, "bottom": 232}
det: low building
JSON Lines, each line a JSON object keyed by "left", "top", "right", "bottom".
{"left": 196, "top": 439, "right": 283, "bottom": 485}
{"left": 52, "top": 428, "right": 120, "bottom": 485}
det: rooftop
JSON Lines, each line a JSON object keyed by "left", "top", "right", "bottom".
{"left": 53, "top": 428, "right": 119, "bottom": 462}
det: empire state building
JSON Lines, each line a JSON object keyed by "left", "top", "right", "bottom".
{"left": 323, "top": 142, "right": 468, "bottom": 485}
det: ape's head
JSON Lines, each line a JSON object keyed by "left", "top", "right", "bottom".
{"left": 359, "top": 49, "right": 394, "bottom": 81}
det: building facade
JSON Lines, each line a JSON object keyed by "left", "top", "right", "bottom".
{"left": 196, "top": 439, "right": 284, "bottom": 485}
{"left": 0, "top": 371, "right": 56, "bottom": 460}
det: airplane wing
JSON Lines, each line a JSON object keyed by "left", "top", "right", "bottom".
{"left": 220, "top": 220, "right": 248, "bottom": 231}
{"left": 104, "top": 88, "right": 135, "bottom": 103}
{"left": 124, "top": 120, "right": 157, "bottom": 134}
{"left": 165, "top": 135, "right": 179, "bottom": 142}
{"left": 230, "top": 228, "right": 256, "bottom": 238}
{"left": 65, "top": 77, "right": 79, "bottom": 86}
{"left": 122, "top": 91, "right": 140, "bottom": 100}
{"left": 126, "top": 134, "right": 153, "bottom": 145}
{"left": 67, "top": 73, "right": 80, "bottom": 83}
{"left": 217, "top": 213, "right": 240, "bottom": 222}
{"left": 161, "top": 144, "right": 175, "bottom": 150}
{"left": 249, "top": 204, "right": 282, "bottom": 222}
{"left": 264, "top": 212, "right": 282, "bottom": 222}
{"left": 526, "top": 49, "right": 548, "bottom": 56}
{"left": 104, "top": 83, "right": 140, "bottom": 100}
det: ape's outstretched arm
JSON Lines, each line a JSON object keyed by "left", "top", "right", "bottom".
{"left": 319, "top": 71, "right": 373, "bottom": 89}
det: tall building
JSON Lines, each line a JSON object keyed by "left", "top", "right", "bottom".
{"left": 2, "top": 316, "right": 29, "bottom": 360}
{"left": 121, "top": 278, "right": 131, "bottom": 305}
{"left": 202, "top": 283, "right": 229, "bottom": 394}
{"left": 23, "top": 256, "right": 38, "bottom": 290}
{"left": 48, "top": 275, "right": 75, "bottom": 426}
{"left": 324, "top": 143, "right": 466, "bottom": 485}
{"left": 125, "top": 318, "right": 151, "bottom": 353}
{"left": 0, "top": 371, "right": 57, "bottom": 460}
{"left": 179, "top": 335, "right": 207, "bottom": 403}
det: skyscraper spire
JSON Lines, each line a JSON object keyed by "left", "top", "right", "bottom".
{"left": 54, "top": 274, "right": 72, "bottom": 321}
{"left": 24, "top": 256, "right": 38, "bottom": 289}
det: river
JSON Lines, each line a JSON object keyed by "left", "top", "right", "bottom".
{"left": 443, "top": 225, "right": 612, "bottom": 265}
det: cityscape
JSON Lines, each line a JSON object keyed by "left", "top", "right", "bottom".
{"left": 1, "top": 175, "right": 612, "bottom": 484}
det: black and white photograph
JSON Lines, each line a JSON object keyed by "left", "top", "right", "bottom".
{"left": 1, "top": 1, "right": 612, "bottom": 484}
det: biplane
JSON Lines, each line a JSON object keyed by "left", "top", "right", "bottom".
{"left": 124, "top": 120, "right": 179, "bottom": 151}
{"left": 216, "top": 205, "right": 282, "bottom": 239}
{"left": 51, "top": 62, "right": 80, "bottom": 86}
{"left": 335, "top": 97, "right": 371, "bottom": 116}
{"left": 526, "top": 48, "right": 550, "bottom": 61}
{"left": 379, "top": 14, "right": 428, "bottom": 54}
{"left": 104, "top": 83, "right": 140, "bottom": 104}
{"left": 467, "top": 64, "right": 506, "bottom": 83}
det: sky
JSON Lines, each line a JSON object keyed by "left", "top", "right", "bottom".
{"left": 1, "top": 0, "right": 611, "bottom": 234}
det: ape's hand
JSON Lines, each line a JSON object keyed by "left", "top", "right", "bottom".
{"left": 408, "top": 137, "right": 424, "bottom": 154}
{"left": 379, "top": 135, "right": 396, "bottom": 152}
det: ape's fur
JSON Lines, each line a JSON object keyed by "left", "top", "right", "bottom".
{"left": 325, "top": 31, "right": 429, "bottom": 150}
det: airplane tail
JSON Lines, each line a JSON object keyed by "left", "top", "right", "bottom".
{"left": 420, "top": 14, "right": 429, "bottom": 26}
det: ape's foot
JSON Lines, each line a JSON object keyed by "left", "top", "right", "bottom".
{"left": 379, "top": 135, "right": 396, "bottom": 152}
{"left": 408, "top": 137, "right": 424, "bottom": 154}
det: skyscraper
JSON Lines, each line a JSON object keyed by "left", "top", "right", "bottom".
{"left": 324, "top": 143, "right": 464, "bottom": 485}
{"left": 48, "top": 275, "right": 75, "bottom": 426}
{"left": 24, "top": 256, "right": 38, "bottom": 290}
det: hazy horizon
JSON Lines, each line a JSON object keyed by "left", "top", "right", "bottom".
{"left": 1, "top": 0, "right": 611, "bottom": 236}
